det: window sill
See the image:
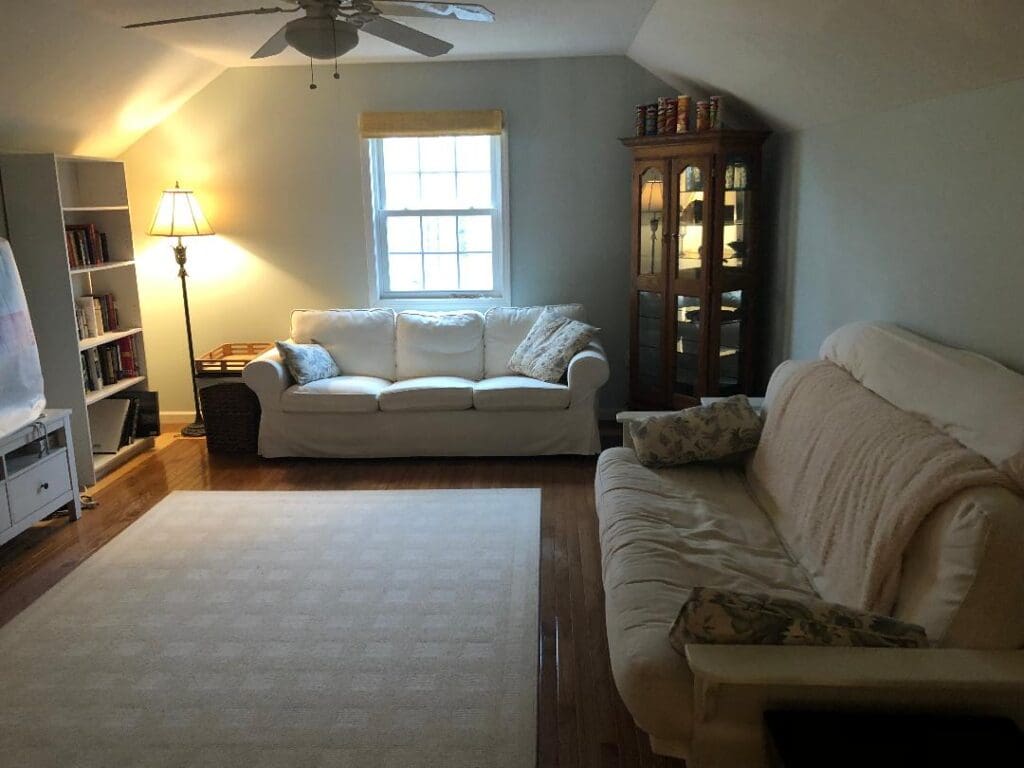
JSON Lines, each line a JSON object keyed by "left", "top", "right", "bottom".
{"left": 373, "top": 296, "right": 509, "bottom": 312}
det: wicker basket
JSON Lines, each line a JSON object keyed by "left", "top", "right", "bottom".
{"left": 199, "top": 382, "right": 261, "bottom": 454}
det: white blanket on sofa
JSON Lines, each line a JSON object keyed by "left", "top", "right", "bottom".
{"left": 749, "top": 360, "right": 1014, "bottom": 613}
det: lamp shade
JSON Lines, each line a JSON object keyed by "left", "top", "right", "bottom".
{"left": 148, "top": 182, "right": 215, "bottom": 237}
{"left": 641, "top": 178, "right": 664, "bottom": 212}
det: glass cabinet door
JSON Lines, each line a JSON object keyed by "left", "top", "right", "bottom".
{"left": 674, "top": 295, "right": 702, "bottom": 397}
{"left": 716, "top": 290, "right": 746, "bottom": 395}
{"left": 637, "top": 167, "right": 665, "bottom": 276}
{"left": 676, "top": 164, "right": 705, "bottom": 281}
{"left": 635, "top": 290, "right": 665, "bottom": 399}
{"left": 720, "top": 155, "right": 753, "bottom": 274}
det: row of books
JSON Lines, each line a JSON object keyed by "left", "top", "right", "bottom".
{"left": 65, "top": 223, "right": 111, "bottom": 269}
{"left": 80, "top": 336, "right": 142, "bottom": 392}
{"left": 75, "top": 294, "right": 119, "bottom": 339}
{"left": 89, "top": 392, "right": 160, "bottom": 454}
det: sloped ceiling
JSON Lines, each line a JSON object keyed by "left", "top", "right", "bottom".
{"left": 0, "top": 1, "right": 221, "bottom": 157}
{"left": 629, "top": 0, "right": 1024, "bottom": 131}
{"left": 84, "top": 0, "right": 656, "bottom": 67}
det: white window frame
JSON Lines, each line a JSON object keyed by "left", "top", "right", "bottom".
{"left": 362, "top": 132, "right": 511, "bottom": 311}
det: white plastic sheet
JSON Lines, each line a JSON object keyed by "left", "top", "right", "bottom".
{"left": 0, "top": 237, "right": 45, "bottom": 436}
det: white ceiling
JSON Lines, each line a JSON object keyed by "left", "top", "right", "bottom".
{"left": 630, "top": 0, "right": 1024, "bottom": 130}
{"left": 82, "top": 0, "right": 657, "bottom": 67}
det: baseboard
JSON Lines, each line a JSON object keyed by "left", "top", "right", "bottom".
{"left": 160, "top": 411, "right": 194, "bottom": 422}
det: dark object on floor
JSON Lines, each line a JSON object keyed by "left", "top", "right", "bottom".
{"left": 199, "top": 382, "right": 261, "bottom": 454}
{"left": 765, "top": 710, "right": 1024, "bottom": 768}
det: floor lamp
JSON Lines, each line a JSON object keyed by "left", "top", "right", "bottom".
{"left": 148, "top": 182, "right": 215, "bottom": 437}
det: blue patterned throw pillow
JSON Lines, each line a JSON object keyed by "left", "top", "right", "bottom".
{"left": 669, "top": 588, "right": 929, "bottom": 651}
{"left": 275, "top": 340, "right": 340, "bottom": 385}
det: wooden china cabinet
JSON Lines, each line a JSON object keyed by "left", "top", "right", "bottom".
{"left": 621, "top": 129, "right": 769, "bottom": 409}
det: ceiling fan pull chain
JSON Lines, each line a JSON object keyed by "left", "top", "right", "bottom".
{"left": 309, "top": 58, "right": 317, "bottom": 90}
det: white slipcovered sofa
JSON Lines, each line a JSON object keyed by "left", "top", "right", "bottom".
{"left": 597, "top": 322, "right": 1024, "bottom": 767}
{"left": 243, "top": 305, "right": 609, "bottom": 458}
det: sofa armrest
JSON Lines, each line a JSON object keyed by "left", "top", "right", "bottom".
{"left": 567, "top": 341, "right": 609, "bottom": 404}
{"left": 683, "top": 645, "right": 1024, "bottom": 767}
{"left": 243, "top": 346, "right": 291, "bottom": 410}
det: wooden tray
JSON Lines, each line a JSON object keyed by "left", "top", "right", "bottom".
{"left": 194, "top": 342, "right": 272, "bottom": 376}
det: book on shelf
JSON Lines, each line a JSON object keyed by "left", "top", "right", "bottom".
{"left": 64, "top": 223, "right": 111, "bottom": 269}
{"left": 80, "top": 334, "right": 142, "bottom": 392}
{"left": 109, "top": 391, "right": 160, "bottom": 439}
{"left": 88, "top": 398, "right": 131, "bottom": 454}
{"left": 75, "top": 293, "right": 119, "bottom": 338}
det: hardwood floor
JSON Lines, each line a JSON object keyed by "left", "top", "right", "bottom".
{"left": 0, "top": 437, "right": 683, "bottom": 768}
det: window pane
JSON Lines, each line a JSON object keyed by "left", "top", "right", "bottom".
{"left": 459, "top": 252, "right": 493, "bottom": 291}
{"left": 388, "top": 253, "right": 423, "bottom": 291}
{"left": 420, "top": 172, "right": 457, "bottom": 208}
{"left": 422, "top": 216, "right": 457, "bottom": 253}
{"left": 457, "top": 215, "right": 492, "bottom": 253}
{"left": 382, "top": 137, "right": 419, "bottom": 173}
{"left": 456, "top": 172, "right": 491, "bottom": 208}
{"left": 424, "top": 253, "right": 458, "bottom": 290}
{"left": 385, "top": 172, "right": 420, "bottom": 209}
{"left": 386, "top": 216, "right": 422, "bottom": 253}
{"left": 419, "top": 137, "right": 455, "bottom": 172}
{"left": 455, "top": 136, "right": 491, "bottom": 172}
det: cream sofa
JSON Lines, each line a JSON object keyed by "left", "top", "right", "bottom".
{"left": 597, "top": 322, "right": 1024, "bottom": 767}
{"left": 243, "top": 305, "right": 609, "bottom": 458}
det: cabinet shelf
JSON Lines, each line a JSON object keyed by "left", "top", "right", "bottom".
{"left": 70, "top": 260, "right": 135, "bottom": 275}
{"left": 79, "top": 327, "right": 142, "bottom": 352}
{"left": 63, "top": 205, "right": 129, "bottom": 212}
{"left": 93, "top": 436, "right": 156, "bottom": 479}
{"left": 84, "top": 376, "right": 146, "bottom": 406}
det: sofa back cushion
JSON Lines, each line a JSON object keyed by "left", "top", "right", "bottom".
{"left": 820, "top": 322, "right": 1024, "bottom": 490}
{"left": 483, "top": 304, "right": 586, "bottom": 377}
{"left": 396, "top": 310, "right": 484, "bottom": 380}
{"left": 290, "top": 308, "right": 396, "bottom": 381}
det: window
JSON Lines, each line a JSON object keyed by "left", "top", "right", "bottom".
{"left": 365, "top": 132, "right": 508, "bottom": 306}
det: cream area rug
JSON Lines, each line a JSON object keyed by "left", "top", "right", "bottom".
{"left": 0, "top": 489, "right": 540, "bottom": 767}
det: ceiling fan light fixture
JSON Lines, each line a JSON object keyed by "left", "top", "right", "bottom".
{"left": 285, "top": 17, "right": 359, "bottom": 59}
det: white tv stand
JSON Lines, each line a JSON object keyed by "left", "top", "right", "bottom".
{"left": 0, "top": 409, "right": 81, "bottom": 547}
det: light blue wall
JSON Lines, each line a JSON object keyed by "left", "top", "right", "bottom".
{"left": 769, "top": 77, "right": 1024, "bottom": 372}
{"left": 123, "top": 57, "right": 672, "bottom": 411}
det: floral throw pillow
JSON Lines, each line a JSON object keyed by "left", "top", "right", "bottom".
{"left": 669, "top": 587, "right": 929, "bottom": 651}
{"left": 275, "top": 340, "right": 340, "bottom": 386}
{"left": 508, "top": 309, "right": 598, "bottom": 384}
{"left": 629, "top": 395, "right": 763, "bottom": 467}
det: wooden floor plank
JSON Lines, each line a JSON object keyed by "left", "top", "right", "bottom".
{"left": 0, "top": 438, "right": 684, "bottom": 767}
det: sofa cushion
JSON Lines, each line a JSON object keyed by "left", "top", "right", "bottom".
{"left": 472, "top": 376, "right": 570, "bottom": 411}
{"left": 275, "top": 340, "right": 339, "bottom": 385}
{"left": 629, "top": 395, "right": 763, "bottom": 467}
{"left": 670, "top": 588, "right": 928, "bottom": 649}
{"left": 396, "top": 311, "right": 484, "bottom": 380}
{"left": 821, "top": 322, "right": 1024, "bottom": 490}
{"left": 507, "top": 309, "right": 597, "bottom": 383}
{"left": 291, "top": 308, "right": 396, "bottom": 381}
{"left": 483, "top": 304, "right": 586, "bottom": 377}
{"left": 378, "top": 376, "right": 475, "bottom": 412}
{"left": 595, "top": 447, "right": 817, "bottom": 743}
{"left": 280, "top": 376, "right": 389, "bottom": 414}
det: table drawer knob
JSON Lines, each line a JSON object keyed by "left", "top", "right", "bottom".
{"left": 39, "top": 482, "right": 49, "bottom": 492}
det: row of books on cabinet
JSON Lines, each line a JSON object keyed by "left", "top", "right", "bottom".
{"left": 80, "top": 336, "right": 142, "bottom": 392}
{"left": 65, "top": 224, "right": 111, "bottom": 269}
{"left": 75, "top": 294, "right": 119, "bottom": 339}
{"left": 89, "top": 392, "right": 160, "bottom": 455}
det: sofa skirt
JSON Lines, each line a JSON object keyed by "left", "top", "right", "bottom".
{"left": 256, "top": 404, "right": 602, "bottom": 458}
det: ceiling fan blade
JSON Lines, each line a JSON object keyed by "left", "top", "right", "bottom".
{"left": 375, "top": 2, "right": 495, "bottom": 23}
{"left": 251, "top": 23, "right": 290, "bottom": 58}
{"left": 360, "top": 17, "right": 454, "bottom": 57}
{"left": 123, "top": 6, "right": 294, "bottom": 30}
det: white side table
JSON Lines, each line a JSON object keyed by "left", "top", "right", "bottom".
{"left": 0, "top": 409, "right": 81, "bottom": 547}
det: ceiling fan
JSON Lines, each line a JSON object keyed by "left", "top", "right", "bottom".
{"left": 123, "top": 1, "right": 495, "bottom": 60}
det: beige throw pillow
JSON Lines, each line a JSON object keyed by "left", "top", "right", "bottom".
{"left": 669, "top": 587, "right": 929, "bottom": 650}
{"left": 629, "top": 395, "right": 763, "bottom": 467}
{"left": 508, "top": 308, "right": 597, "bottom": 383}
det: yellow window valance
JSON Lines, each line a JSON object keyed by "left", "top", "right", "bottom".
{"left": 358, "top": 109, "right": 504, "bottom": 138}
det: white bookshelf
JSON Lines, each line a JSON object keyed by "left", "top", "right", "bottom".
{"left": 0, "top": 153, "right": 154, "bottom": 487}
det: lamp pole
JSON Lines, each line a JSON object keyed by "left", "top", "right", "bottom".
{"left": 175, "top": 237, "right": 205, "bottom": 437}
